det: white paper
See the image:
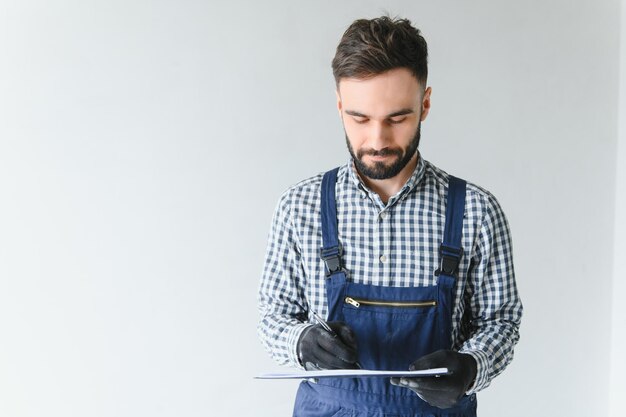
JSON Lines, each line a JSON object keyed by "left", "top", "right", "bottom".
{"left": 255, "top": 367, "right": 449, "bottom": 379}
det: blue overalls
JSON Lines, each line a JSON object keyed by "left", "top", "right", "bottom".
{"left": 293, "top": 168, "right": 477, "bottom": 417}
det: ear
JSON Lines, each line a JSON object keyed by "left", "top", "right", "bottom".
{"left": 335, "top": 89, "right": 343, "bottom": 116}
{"left": 420, "top": 87, "right": 432, "bottom": 121}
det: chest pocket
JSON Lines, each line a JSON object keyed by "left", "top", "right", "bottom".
{"left": 340, "top": 280, "right": 443, "bottom": 371}
{"left": 407, "top": 221, "right": 442, "bottom": 286}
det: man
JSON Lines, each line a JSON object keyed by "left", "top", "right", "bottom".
{"left": 258, "top": 16, "right": 522, "bottom": 417}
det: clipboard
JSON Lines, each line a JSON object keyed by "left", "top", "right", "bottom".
{"left": 255, "top": 367, "right": 450, "bottom": 380}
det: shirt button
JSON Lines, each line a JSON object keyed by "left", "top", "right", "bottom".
{"left": 380, "top": 212, "right": 387, "bottom": 219}
{"left": 380, "top": 254, "right": 387, "bottom": 263}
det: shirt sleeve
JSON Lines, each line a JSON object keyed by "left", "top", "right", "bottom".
{"left": 459, "top": 191, "right": 523, "bottom": 394}
{"left": 257, "top": 189, "right": 310, "bottom": 369}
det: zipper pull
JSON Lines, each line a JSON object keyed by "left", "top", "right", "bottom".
{"left": 344, "top": 297, "right": 360, "bottom": 308}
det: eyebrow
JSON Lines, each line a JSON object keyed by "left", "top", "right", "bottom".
{"left": 344, "top": 108, "right": 415, "bottom": 118}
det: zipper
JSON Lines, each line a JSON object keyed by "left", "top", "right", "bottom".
{"left": 344, "top": 296, "right": 437, "bottom": 308}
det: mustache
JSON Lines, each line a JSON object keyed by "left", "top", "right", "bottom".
{"left": 357, "top": 148, "right": 403, "bottom": 158}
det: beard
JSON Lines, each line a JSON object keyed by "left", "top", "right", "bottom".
{"left": 346, "top": 121, "right": 421, "bottom": 180}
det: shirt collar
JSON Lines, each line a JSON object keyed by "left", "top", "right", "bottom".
{"left": 346, "top": 153, "right": 426, "bottom": 201}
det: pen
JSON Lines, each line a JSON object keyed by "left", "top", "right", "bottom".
{"left": 310, "top": 310, "right": 337, "bottom": 336}
{"left": 310, "top": 309, "right": 362, "bottom": 369}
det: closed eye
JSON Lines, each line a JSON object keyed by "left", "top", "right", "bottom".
{"left": 388, "top": 117, "right": 407, "bottom": 124}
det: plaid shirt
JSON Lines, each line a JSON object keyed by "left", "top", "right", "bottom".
{"left": 257, "top": 155, "right": 522, "bottom": 394}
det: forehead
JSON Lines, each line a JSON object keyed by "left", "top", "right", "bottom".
{"left": 337, "top": 68, "right": 422, "bottom": 115}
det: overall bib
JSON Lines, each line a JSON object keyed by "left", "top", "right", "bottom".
{"left": 293, "top": 168, "right": 477, "bottom": 417}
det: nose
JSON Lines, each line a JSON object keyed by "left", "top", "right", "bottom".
{"left": 367, "top": 121, "right": 392, "bottom": 150}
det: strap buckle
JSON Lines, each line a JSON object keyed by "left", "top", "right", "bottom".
{"left": 320, "top": 245, "right": 343, "bottom": 276}
{"left": 436, "top": 244, "right": 463, "bottom": 276}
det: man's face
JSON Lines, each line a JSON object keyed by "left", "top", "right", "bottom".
{"left": 337, "top": 68, "right": 431, "bottom": 180}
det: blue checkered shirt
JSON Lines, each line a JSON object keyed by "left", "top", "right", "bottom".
{"left": 257, "top": 156, "right": 522, "bottom": 394}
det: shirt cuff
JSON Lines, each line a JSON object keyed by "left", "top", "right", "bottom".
{"left": 287, "top": 322, "right": 315, "bottom": 369}
{"left": 459, "top": 349, "right": 490, "bottom": 395}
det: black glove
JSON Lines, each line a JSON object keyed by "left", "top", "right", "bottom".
{"left": 390, "top": 349, "right": 477, "bottom": 409}
{"left": 297, "top": 321, "right": 359, "bottom": 370}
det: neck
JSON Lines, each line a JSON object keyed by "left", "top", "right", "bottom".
{"left": 358, "top": 153, "right": 419, "bottom": 205}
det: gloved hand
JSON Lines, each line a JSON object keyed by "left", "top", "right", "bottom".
{"left": 390, "top": 350, "right": 477, "bottom": 409}
{"left": 297, "top": 321, "right": 359, "bottom": 370}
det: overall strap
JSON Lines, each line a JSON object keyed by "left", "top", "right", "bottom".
{"left": 438, "top": 176, "right": 467, "bottom": 277}
{"left": 320, "top": 168, "right": 342, "bottom": 276}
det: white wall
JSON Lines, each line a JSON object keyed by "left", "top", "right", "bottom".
{"left": 0, "top": 1, "right": 621, "bottom": 416}
{"left": 610, "top": 1, "right": 626, "bottom": 416}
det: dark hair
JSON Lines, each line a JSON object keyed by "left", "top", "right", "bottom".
{"left": 331, "top": 16, "right": 428, "bottom": 87}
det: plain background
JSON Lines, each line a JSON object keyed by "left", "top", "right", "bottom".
{"left": 0, "top": 1, "right": 625, "bottom": 416}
